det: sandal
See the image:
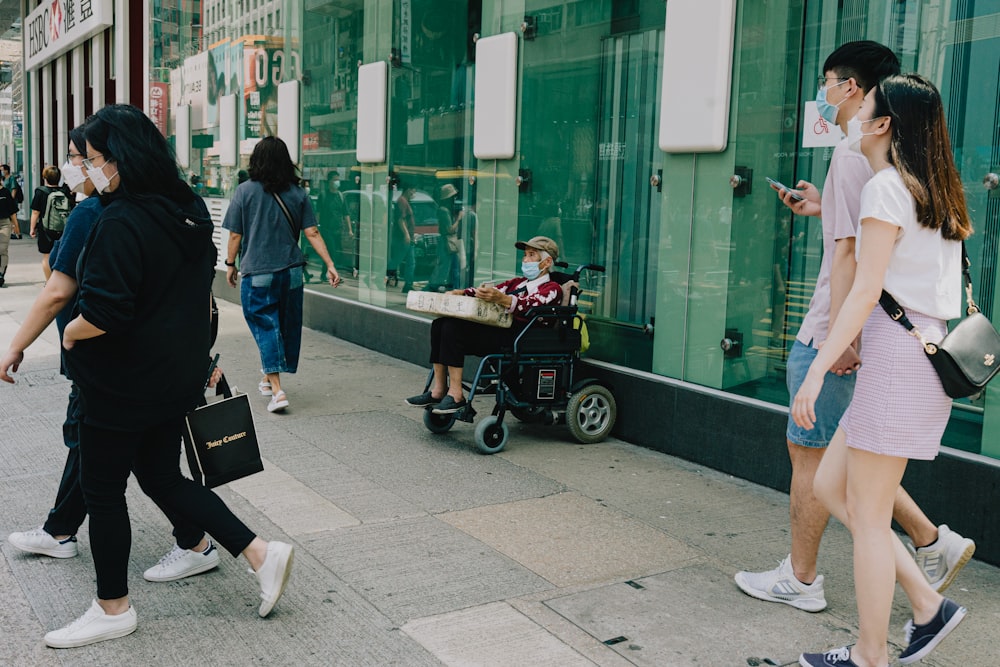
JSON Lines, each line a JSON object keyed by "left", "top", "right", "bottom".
{"left": 258, "top": 380, "right": 273, "bottom": 396}
{"left": 267, "top": 391, "right": 289, "bottom": 413}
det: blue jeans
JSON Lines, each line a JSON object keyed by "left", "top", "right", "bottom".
{"left": 241, "top": 266, "right": 304, "bottom": 374}
{"left": 785, "top": 339, "right": 856, "bottom": 447}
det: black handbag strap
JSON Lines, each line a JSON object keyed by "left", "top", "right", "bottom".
{"left": 879, "top": 242, "right": 977, "bottom": 352}
{"left": 272, "top": 191, "right": 299, "bottom": 241}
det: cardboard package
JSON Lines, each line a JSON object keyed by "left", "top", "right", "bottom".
{"left": 405, "top": 291, "right": 513, "bottom": 328}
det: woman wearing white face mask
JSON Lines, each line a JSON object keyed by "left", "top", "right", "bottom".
{"left": 793, "top": 75, "right": 973, "bottom": 667}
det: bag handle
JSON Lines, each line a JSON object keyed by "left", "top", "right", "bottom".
{"left": 879, "top": 242, "right": 976, "bottom": 354}
{"left": 272, "top": 191, "right": 299, "bottom": 241}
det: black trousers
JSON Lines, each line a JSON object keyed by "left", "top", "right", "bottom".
{"left": 429, "top": 317, "right": 518, "bottom": 368}
{"left": 79, "top": 418, "right": 256, "bottom": 600}
{"left": 43, "top": 385, "right": 204, "bottom": 551}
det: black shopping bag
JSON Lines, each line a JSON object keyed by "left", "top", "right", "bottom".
{"left": 183, "top": 382, "right": 263, "bottom": 488}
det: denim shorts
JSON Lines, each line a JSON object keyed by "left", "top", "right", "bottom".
{"left": 240, "top": 266, "right": 304, "bottom": 375}
{"left": 785, "top": 339, "right": 856, "bottom": 448}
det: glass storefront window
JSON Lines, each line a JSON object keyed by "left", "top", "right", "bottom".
{"left": 726, "top": 1, "right": 1000, "bottom": 457}
{"left": 514, "top": 0, "right": 665, "bottom": 371}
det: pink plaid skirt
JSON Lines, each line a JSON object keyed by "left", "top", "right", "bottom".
{"left": 840, "top": 306, "right": 952, "bottom": 460}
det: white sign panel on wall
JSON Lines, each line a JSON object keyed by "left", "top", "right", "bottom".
{"left": 801, "top": 101, "right": 844, "bottom": 148}
{"left": 25, "top": 0, "right": 115, "bottom": 71}
{"left": 658, "top": 0, "right": 736, "bottom": 153}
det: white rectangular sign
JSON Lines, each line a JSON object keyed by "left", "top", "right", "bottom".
{"left": 25, "top": 0, "right": 115, "bottom": 72}
{"left": 659, "top": 0, "right": 736, "bottom": 153}
{"left": 801, "top": 101, "right": 844, "bottom": 148}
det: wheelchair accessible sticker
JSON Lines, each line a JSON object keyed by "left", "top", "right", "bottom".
{"left": 802, "top": 101, "right": 844, "bottom": 148}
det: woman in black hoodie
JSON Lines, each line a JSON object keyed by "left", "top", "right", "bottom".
{"left": 48, "top": 105, "right": 294, "bottom": 649}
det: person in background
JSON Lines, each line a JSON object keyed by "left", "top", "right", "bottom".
{"left": 29, "top": 165, "right": 72, "bottom": 279}
{"left": 3, "top": 163, "right": 22, "bottom": 239}
{"left": 223, "top": 136, "right": 341, "bottom": 413}
{"left": 794, "top": 74, "right": 972, "bottom": 667}
{"left": 0, "top": 179, "right": 16, "bottom": 287}
{"left": 315, "top": 171, "right": 352, "bottom": 283}
{"left": 47, "top": 105, "right": 294, "bottom": 649}
{"left": 391, "top": 184, "right": 416, "bottom": 292}
{"left": 2, "top": 125, "right": 220, "bottom": 584}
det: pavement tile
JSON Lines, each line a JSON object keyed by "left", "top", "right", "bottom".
{"left": 403, "top": 601, "right": 597, "bottom": 666}
{"left": 545, "top": 565, "right": 856, "bottom": 666}
{"left": 440, "top": 492, "right": 704, "bottom": 588}
{"left": 301, "top": 515, "right": 553, "bottom": 625}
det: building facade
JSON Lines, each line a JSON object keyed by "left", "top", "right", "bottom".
{"left": 19, "top": 0, "right": 1000, "bottom": 555}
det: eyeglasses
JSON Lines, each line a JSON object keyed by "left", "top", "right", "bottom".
{"left": 66, "top": 152, "right": 84, "bottom": 162}
{"left": 82, "top": 153, "right": 104, "bottom": 170}
{"left": 817, "top": 75, "right": 848, "bottom": 89}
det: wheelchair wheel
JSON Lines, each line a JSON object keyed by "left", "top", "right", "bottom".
{"left": 423, "top": 409, "right": 457, "bottom": 434}
{"left": 474, "top": 416, "right": 509, "bottom": 454}
{"left": 567, "top": 385, "right": 617, "bottom": 444}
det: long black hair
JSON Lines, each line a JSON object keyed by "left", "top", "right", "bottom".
{"left": 84, "top": 104, "right": 193, "bottom": 202}
{"left": 873, "top": 74, "right": 972, "bottom": 241}
{"left": 247, "top": 136, "right": 299, "bottom": 193}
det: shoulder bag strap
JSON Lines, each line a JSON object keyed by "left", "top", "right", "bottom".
{"left": 272, "top": 191, "right": 299, "bottom": 241}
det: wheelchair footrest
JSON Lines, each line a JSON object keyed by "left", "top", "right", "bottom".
{"left": 458, "top": 404, "right": 477, "bottom": 423}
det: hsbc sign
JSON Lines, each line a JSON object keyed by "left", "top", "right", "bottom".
{"left": 25, "top": 0, "right": 114, "bottom": 72}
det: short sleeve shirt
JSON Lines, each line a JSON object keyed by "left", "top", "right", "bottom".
{"left": 858, "top": 167, "right": 961, "bottom": 321}
{"left": 222, "top": 180, "right": 318, "bottom": 276}
{"left": 50, "top": 197, "right": 104, "bottom": 335}
{"left": 796, "top": 140, "right": 873, "bottom": 346}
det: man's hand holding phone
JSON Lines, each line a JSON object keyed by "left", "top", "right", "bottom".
{"left": 767, "top": 177, "right": 821, "bottom": 217}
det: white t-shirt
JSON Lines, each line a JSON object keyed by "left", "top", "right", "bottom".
{"left": 857, "top": 166, "right": 962, "bottom": 321}
{"left": 797, "top": 140, "right": 873, "bottom": 346}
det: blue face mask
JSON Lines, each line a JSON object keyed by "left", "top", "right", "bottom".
{"left": 521, "top": 261, "right": 542, "bottom": 280}
{"left": 815, "top": 80, "right": 848, "bottom": 125}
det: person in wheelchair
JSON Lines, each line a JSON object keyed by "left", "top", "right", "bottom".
{"left": 405, "top": 236, "right": 564, "bottom": 415}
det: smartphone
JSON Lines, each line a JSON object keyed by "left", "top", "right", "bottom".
{"left": 766, "top": 177, "right": 805, "bottom": 202}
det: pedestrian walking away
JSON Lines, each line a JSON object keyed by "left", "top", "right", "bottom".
{"left": 222, "top": 136, "right": 341, "bottom": 414}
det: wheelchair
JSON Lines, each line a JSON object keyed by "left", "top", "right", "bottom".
{"left": 421, "top": 263, "right": 617, "bottom": 454}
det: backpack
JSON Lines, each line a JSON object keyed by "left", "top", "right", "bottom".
{"left": 13, "top": 184, "right": 23, "bottom": 204}
{"left": 41, "top": 187, "right": 71, "bottom": 236}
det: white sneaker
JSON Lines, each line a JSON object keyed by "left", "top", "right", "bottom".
{"left": 734, "top": 555, "right": 827, "bottom": 612}
{"left": 7, "top": 527, "right": 79, "bottom": 558}
{"left": 44, "top": 600, "right": 137, "bottom": 648}
{"left": 143, "top": 541, "right": 221, "bottom": 582}
{"left": 910, "top": 524, "right": 976, "bottom": 593}
{"left": 267, "top": 391, "right": 289, "bottom": 413}
{"left": 252, "top": 541, "right": 294, "bottom": 617}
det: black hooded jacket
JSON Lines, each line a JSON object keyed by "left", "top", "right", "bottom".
{"left": 64, "top": 189, "right": 216, "bottom": 431}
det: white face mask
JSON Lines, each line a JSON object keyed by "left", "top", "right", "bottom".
{"left": 86, "top": 165, "right": 116, "bottom": 194}
{"left": 60, "top": 161, "right": 88, "bottom": 193}
{"left": 847, "top": 115, "right": 879, "bottom": 154}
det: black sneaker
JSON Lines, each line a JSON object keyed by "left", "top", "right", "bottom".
{"left": 431, "top": 395, "right": 467, "bottom": 414}
{"left": 798, "top": 647, "right": 859, "bottom": 667}
{"left": 405, "top": 391, "right": 442, "bottom": 407}
{"left": 898, "top": 597, "right": 967, "bottom": 664}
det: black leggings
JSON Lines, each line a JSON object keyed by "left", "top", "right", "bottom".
{"left": 429, "top": 317, "right": 517, "bottom": 368}
{"left": 79, "top": 418, "right": 256, "bottom": 600}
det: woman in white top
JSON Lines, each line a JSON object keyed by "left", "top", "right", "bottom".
{"left": 792, "top": 74, "right": 973, "bottom": 667}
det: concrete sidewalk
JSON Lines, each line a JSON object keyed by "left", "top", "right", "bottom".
{"left": 1, "top": 237, "right": 996, "bottom": 666}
